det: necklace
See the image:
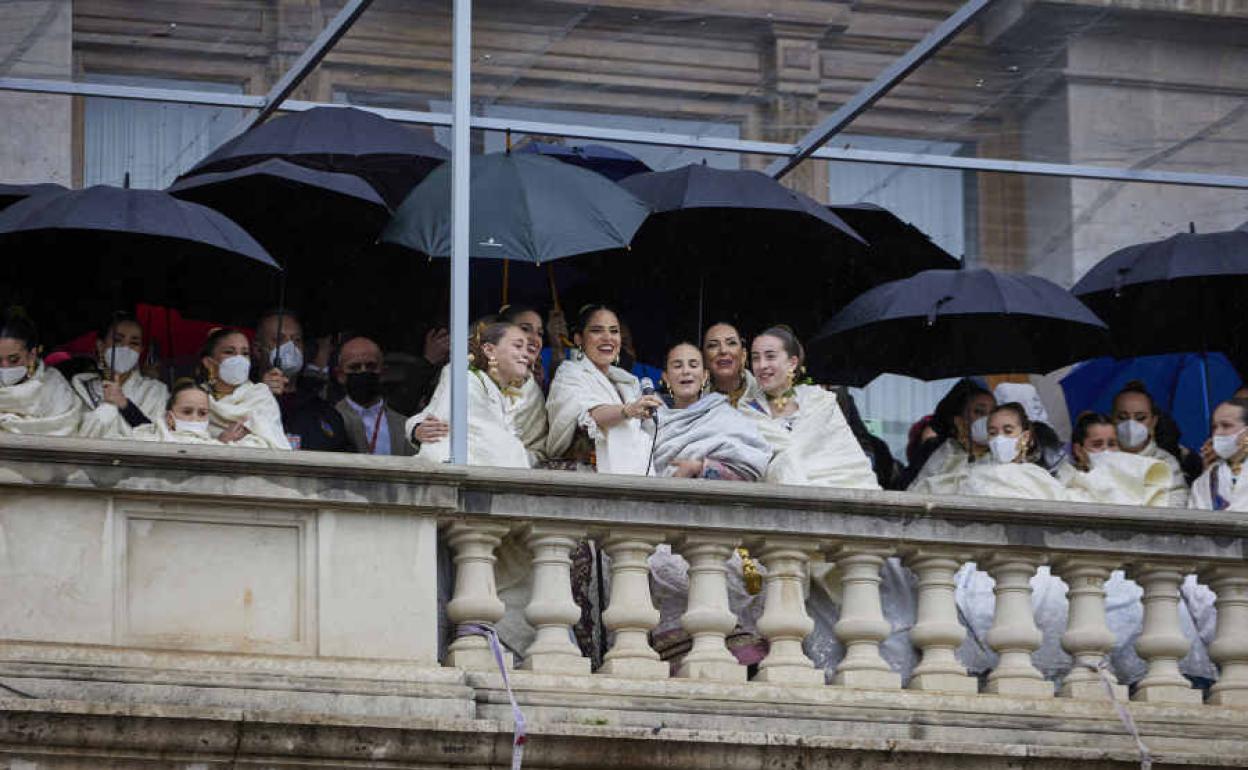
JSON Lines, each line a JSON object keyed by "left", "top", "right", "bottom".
{"left": 767, "top": 388, "right": 796, "bottom": 415}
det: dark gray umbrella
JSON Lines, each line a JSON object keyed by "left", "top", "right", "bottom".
{"left": 0, "top": 185, "right": 279, "bottom": 342}
{"left": 828, "top": 203, "right": 960, "bottom": 286}
{"left": 0, "top": 182, "right": 67, "bottom": 213}
{"left": 381, "top": 152, "right": 651, "bottom": 263}
{"left": 182, "top": 106, "right": 449, "bottom": 208}
{"left": 810, "top": 268, "right": 1110, "bottom": 386}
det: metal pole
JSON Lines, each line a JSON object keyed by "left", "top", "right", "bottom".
{"left": 449, "top": 0, "right": 472, "bottom": 465}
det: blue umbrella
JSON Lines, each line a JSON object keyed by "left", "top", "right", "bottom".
{"left": 1060, "top": 352, "right": 1242, "bottom": 452}
{"left": 516, "top": 141, "right": 651, "bottom": 181}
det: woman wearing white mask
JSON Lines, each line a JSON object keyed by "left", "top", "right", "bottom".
{"left": 1189, "top": 399, "right": 1248, "bottom": 510}
{"left": 0, "top": 310, "right": 81, "bottom": 436}
{"left": 134, "top": 379, "right": 269, "bottom": 447}
{"left": 740, "top": 326, "right": 879, "bottom": 489}
{"left": 73, "top": 313, "right": 168, "bottom": 439}
{"left": 546, "top": 304, "right": 663, "bottom": 475}
{"left": 906, "top": 381, "right": 995, "bottom": 493}
{"left": 1112, "top": 381, "right": 1188, "bottom": 506}
{"left": 196, "top": 328, "right": 290, "bottom": 450}
{"left": 1060, "top": 411, "right": 1171, "bottom": 506}
{"left": 952, "top": 402, "right": 1068, "bottom": 500}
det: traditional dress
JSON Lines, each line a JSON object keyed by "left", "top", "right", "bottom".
{"left": 0, "top": 362, "right": 81, "bottom": 436}
{"left": 72, "top": 371, "right": 168, "bottom": 439}
{"left": 1128, "top": 440, "right": 1189, "bottom": 507}
{"left": 713, "top": 369, "right": 763, "bottom": 409}
{"left": 1189, "top": 459, "right": 1248, "bottom": 511}
{"left": 132, "top": 418, "right": 269, "bottom": 448}
{"left": 1061, "top": 452, "right": 1171, "bottom": 507}
{"left": 513, "top": 376, "right": 549, "bottom": 466}
{"left": 652, "top": 393, "right": 772, "bottom": 481}
{"left": 405, "top": 367, "right": 530, "bottom": 469}
{"left": 740, "top": 384, "right": 879, "bottom": 489}
{"left": 545, "top": 354, "right": 653, "bottom": 475}
{"left": 907, "top": 437, "right": 987, "bottom": 493}
{"left": 206, "top": 381, "right": 291, "bottom": 450}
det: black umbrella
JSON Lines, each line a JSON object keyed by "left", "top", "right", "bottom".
{"left": 828, "top": 202, "right": 960, "bottom": 289}
{"left": 0, "top": 182, "right": 67, "bottom": 213}
{"left": 810, "top": 268, "right": 1110, "bottom": 386}
{"left": 515, "top": 141, "right": 651, "bottom": 181}
{"left": 0, "top": 185, "right": 280, "bottom": 343}
{"left": 620, "top": 164, "right": 868, "bottom": 340}
{"left": 382, "top": 152, "right": 650, "bottom": 263}
{"left": 181, "top": 106, "right": 449, "bottom": 208}
{"left": 1072, "top": 229, "right": 1248, "bottom": 358}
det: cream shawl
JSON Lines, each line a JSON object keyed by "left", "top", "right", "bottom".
{"left": 958, "top": 462, "right": 1068, "bottom": 501}
{"left": 1189, "top": 459, "right": 1248, "bottom": 511}
{"left": 1063, "top": 452, "right": 1171, "bottom": 507}
{"left": 73, "top": 371, "right": 169, "bottom": 439}
{"left": 1134, "top": 441, "right": 1189, "bottom": 508}
{"left": 0, "top": 362, "right": 81, "bottom": 436}
{"left": 207, "top": 381, "right": 291, "bottom": 450}
{"left": 132, "top": 418, "right": 269, "bottom": 448}
{"left": 545, "top": 354, "right": 653, "bottom": 475}
{"left": 405, "top": 367, "right": 531, "bottom": 469}
{"left": 514, "top": 376, "right": 549, "bottom": 465}
{"left": 907, "top": 437, "right": 987, "bottom": 492}
{"left": 741, "top": 384, "right": 879, "bottom": 490}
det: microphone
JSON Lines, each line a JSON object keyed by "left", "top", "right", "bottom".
{"left": 639, "top": 377, "right": 659, "bottom": 425}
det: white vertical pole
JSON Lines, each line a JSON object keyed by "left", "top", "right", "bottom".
{"left": 449, "top": 0, "right": 472, "bottom": 464}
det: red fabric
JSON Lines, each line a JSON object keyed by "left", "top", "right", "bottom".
{"left": 51, "top": 304, "right": 253, "bottom": 360}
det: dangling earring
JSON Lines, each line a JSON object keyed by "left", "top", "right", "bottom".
{"left": 487, "top": 355, "right": 500, "bottom": 381}
{"left": 786, "top": 367, "right": 796, "bottom": 390}
{"left": 612, "top": 352, "right": 620, "bottom": 366}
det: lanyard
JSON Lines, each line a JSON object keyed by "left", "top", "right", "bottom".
{"left": 366, "top": 404, "right": 385, "bottom": 454}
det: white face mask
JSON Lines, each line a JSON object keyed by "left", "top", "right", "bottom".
{"left": 0, "top": 365, "right": 28, "bottom": 387}
{"left": 1212, "top": 428, "right": 1246, "bottom": 460}
{"left": 174, "top": 419, "right": 210, "bottom": 434}
{"left": 988, "top": 435, "right": 1020, "bottom": 464}
{"left": 1116, "top": 419, "right": 1149, "bottom": 450}
{"left": 1085, "top": 449, "right": 1116, "bottom": 469}
{"left": 216, "top": 354, "right": 251, "bottom": 386}
{"left": 102, "top": 345, "right": 140, "bottom": 375}
{"left": 969, "top": 415, "right": 989, "bottom": 446}
{"left": 269, "top": 340, "right": 303, "bottom": 377}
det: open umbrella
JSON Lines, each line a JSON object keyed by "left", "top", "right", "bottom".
{"left": 0, "top": 185, "right": 280, "bottom": 344}
{"left": 828, "top": 203, "right": 960, "bottom": 289}
{"left": 810, "top": 268, "right": 1110, "bottom": 386}
{"left": 0, "top": 182, "right": 67, "bottom": 213}
{"left": 515, "top": 141, "right": 651, "bottom": 181}
{"left": 382, "top": 152, "right": 650, "bottom": 263}
{"left": 621, "top": 164, "right": 867, "bottom": 340}
{"left": 182, "top": 106, "right": 449, "bottom": 208}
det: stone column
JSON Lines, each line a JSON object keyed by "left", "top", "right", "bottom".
{"left": 674, "top": 534, "right": 745, "bottom": 683}
{"left": 519, "top": 525, "right": 590, "bottom": 675}
{"left": 1201, "top": 565, "right": 1248, "bottom": 706}
{"left": 904, "top": 549, "right": 977, "bottom": 694}
{"left": 1053, "top": 558, "right": 1126, "bottom": 700}
{"left": 983, "top": 554, "right": 1051, "bottom": 697}
{"left": 828, "top": 544, "right": 900, "bottom": 689}
{"left": 444, "top": 522, "right": 512, "bottom": 671}
{"left": 1130, "top": 563, "right": 1200, "bottom": 704}
{"left": 752, "top": 538, "right": 823, "bottom": 686}
{"left": 599, "top": 530, "right": 668, "bottom": 679}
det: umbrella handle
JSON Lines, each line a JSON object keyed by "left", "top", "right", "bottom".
{"left": 502, "top": 259, "right": 510, "bottom": 306}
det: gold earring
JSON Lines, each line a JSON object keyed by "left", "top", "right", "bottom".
{"left": 487, "top": 355, "right": 499, "bottom": 380}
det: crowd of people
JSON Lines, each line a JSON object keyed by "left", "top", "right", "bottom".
{"left": 3, "top": 303, "right": 1248, "bottom": 513}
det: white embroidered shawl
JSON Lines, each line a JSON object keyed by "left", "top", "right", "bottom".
{"left": 545, "top": 354, "right": 653, "bottom": 475}
{"left": 405, "top": 367, "right": 531, "bottom": 469}
{"left": 207, "top": 381, "right": 291, "bottom": 450}
{"left": 73, "top": 371, "right": 168, "bottom": 439}
{"left": 0, "top": 362, "right": 81, "bottom": 436}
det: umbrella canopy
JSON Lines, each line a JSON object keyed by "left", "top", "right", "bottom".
{"left": 381, "top": 152, "right": 651, "bottom": 263}
{"left": 0, "top": 185, "right": 280, "bottom": 343}
{"left": 0, "top": 182, "right": 67, "bottom": 213}
{"left": 810, "top": 268, "right": 1110, "bottom": 386}
{"left": 1071, "top": 229, "right": 1248, "bottom": 357}
{"left": 182, "top": 106, "right": 449, "bottom": 208}
{"left": 828, "top": 203, "right": 960, "bottom": 287}
{"left": 167, "top": 158, "right": 391, "bottom": 257}
{"left": 620, "top": 164, "right": 868, "bottom": 340}
{"left": 515, "top": 141, "right": 651, "bottom": 181}
{"left": 1061, "top": 352, "right": 1241, "bottom": 452}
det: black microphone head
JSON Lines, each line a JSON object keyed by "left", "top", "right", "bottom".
{"left": 640, "top": 376, "right": 655, "bottom": 396}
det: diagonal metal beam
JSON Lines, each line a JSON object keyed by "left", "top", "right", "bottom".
{"left": 766, "top": 0, "right": 996, "bottom": 180}
{"left": 232, "top": 0, "right": 374, "bottom": 134}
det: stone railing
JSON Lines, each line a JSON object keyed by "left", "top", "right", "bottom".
{"left": 1, "top": 434, "right": 1247, "bottom": 769}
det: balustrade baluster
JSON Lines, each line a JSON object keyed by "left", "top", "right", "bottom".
{"left": 1053, "top": 558, "right": 1126, "bottom": 700}
{"left": 828, "top": 543, "right": 901, "bottom": 689}
{"left": 444, "top": 522, "right": 512, "bottom": 671}
{"left": 599, "top": 530, "right": 668, "bottom": 679}
{"left": 751, "top": 538, "right": 823, "bottom": 685}
{"left": 1130, "top": 562, "right": 1201, "bottom": 704}
{"left": 674, "top": 534, "right": 746, "bottom": 683}
{"left": 984, "top": 554, "right": 1051, "bottom": 697}
{"left": 904, "top": 549, "right": 977, "bottom": 693}
{"left": 519, "top": 525, "right": 591, "bottom": 675}
{"left": 1201, "top": 565, "right": 1248, "bottom": 706}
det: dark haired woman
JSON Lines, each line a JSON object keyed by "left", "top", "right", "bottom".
{"left": 1189, "top": 398, "right": 1248, "bottom": 510}
{"left": 739, "top": 326, "right": 878, "bottom": 489}
{"left": 701, "top": 322, "right": 759, "bottom": 409}
{"left": 134, "top": 379, "right": 267, "bottom": 446}
{"left": 406, "top": 320, "right": 534, "bottom": 468}
{"left": 904, "top": 380, "right": 995, "bottom": 492}
{"left": 73, "top": 313, "right": 168, "bottom": 439}
{"left": 1059, "top": 412, "right": 1170, "bottom": 506}
{"left": 0, "top": 311, "right": 80, "bottom": 436}
{"left": 196, "top": 328, "right": 289, "bottom": 449}
{"left": 545, "top": 305, "right": 663, "bottom": 475}
{"left": 1112, "top": 380, "right": 1188, "bottom": 506}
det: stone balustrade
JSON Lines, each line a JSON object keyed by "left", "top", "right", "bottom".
{"left": 1, "top": 435, "right": 1248, "bottom": 769}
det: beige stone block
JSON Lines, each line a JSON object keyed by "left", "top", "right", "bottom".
{"left": 598, "top": 658, "right": 670, "bottom": 679}
{"left": 1059, "top": 679, "right": 1126, "bottom": 701}
{"left": 908, "top": 672, "right": 978, "bottom": 694}
{"left": 834, "top": 669, "right": 901, "bottom": 690}
{"left": 1210, "top": 689, "right": 1248, "bottom": 707}
{"left": 1132, "top": 684, "right": 1202, "bottom": 705}
{"left": 445, "top": 647, "right": 512, "bottom": 672}
{"left": 984, "top": 678, "right": 1053, "bottom": 698}
{"left": 677, "top": 659, "right": 747, "bottom": 683}
{"left": 520, "top": 653, "right": 591, "bottom": 676}
{"left": 752, "top": 666, "right": 824, "bottom": 686}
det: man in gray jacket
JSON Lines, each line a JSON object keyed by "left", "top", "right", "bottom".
{"left": 333, "top": 336, "right": 415, "bottom": 456}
